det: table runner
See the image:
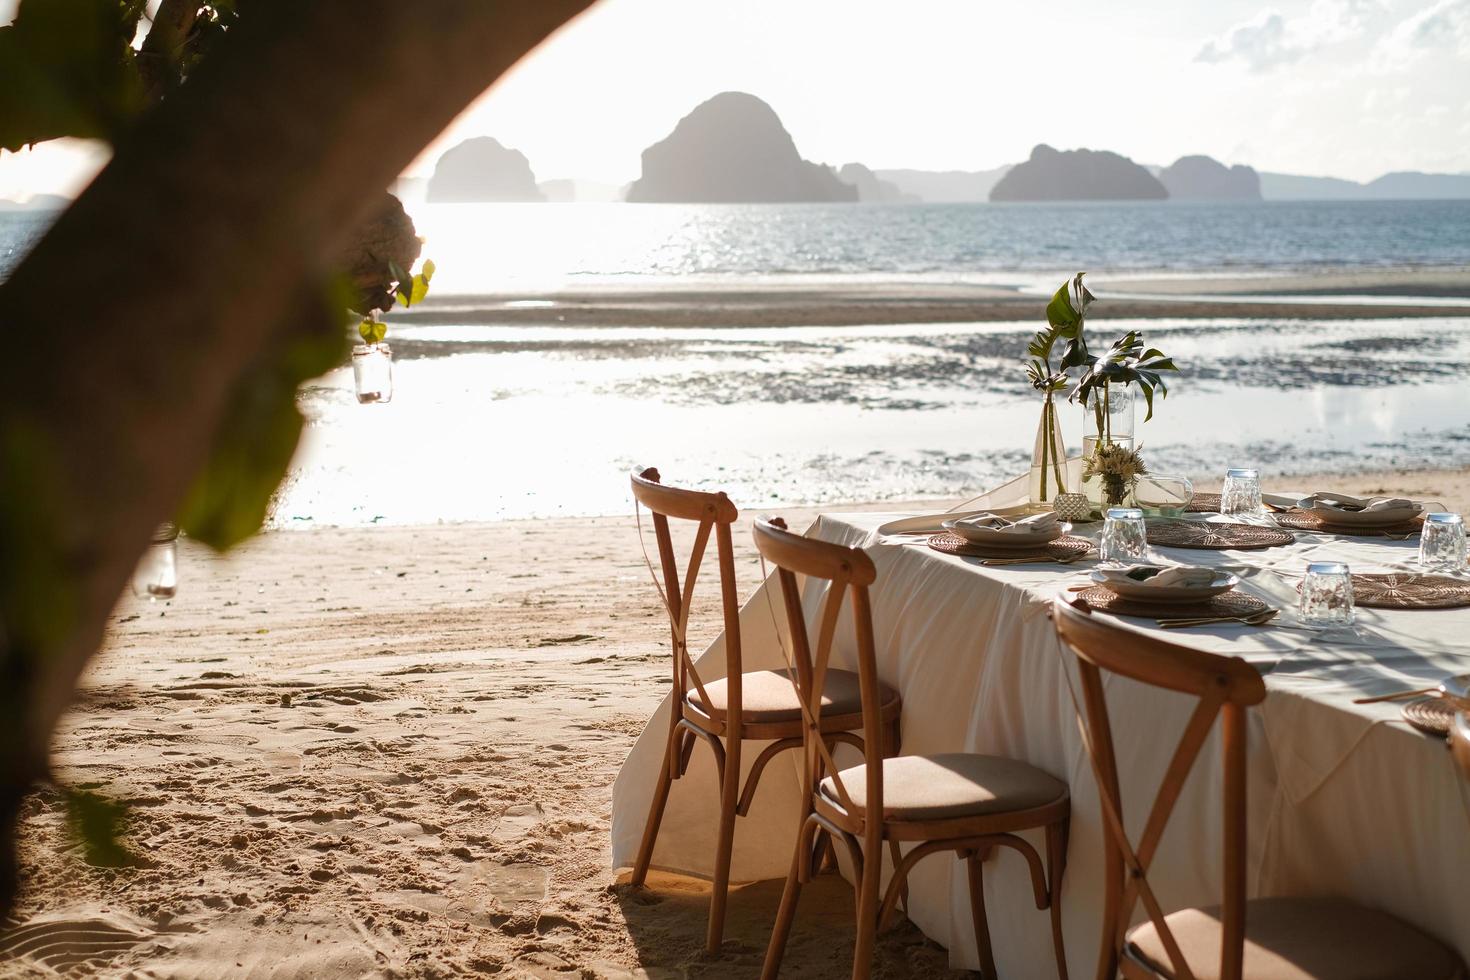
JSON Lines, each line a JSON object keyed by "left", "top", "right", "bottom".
{"left": 611, "top": 510, "right": 1470, "bottom": 975}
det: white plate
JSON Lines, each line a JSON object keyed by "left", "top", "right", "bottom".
{"left": 1299, "top": 499, "right": 1425, "bottom": 528}
{"left": 941, "top": 518, "right": 1069, "bottom": 547}
{"left": 1090, "top": 569, "right": 1240, "bottom": 603}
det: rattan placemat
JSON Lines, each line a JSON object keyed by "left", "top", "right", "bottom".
{"left": 1075, "top": 585, "right": 1269, "bottom": 620}
{"left": 1402, "top": 696, "right": 1454, "bottom": 737}
{"left": 927, "top": 532, "right": 1094, "bottom": 561}
{"left": 1349, "top": 573, "right": 1470, "bottom": 610}
{"left": 1146, "top": 521, "right": 1295, "bottom": 551}
{"left": 1186, "top": 492, "right": 1221, "bottom": 513}
{"left": 1273, "top": 511, "right": 1422, "bottom": 537}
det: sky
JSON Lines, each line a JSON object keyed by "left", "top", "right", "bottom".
{"left": 2, "top": 0, "right": 1468, "bottom": 200}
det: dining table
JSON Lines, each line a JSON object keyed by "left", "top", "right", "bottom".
{"left": 610, "top": 482, "right": 1470, "bottom": 976}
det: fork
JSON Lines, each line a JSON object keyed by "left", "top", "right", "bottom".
{"left": 1157, "top": 609, "right": 1279, "bottom": 629}
{"left": 982, "top": 552, "right": 1095, "bottom": 567}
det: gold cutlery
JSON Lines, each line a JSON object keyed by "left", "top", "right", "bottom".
{"left": 1157, "top": 609, "right": 1278, "bottom": 629}
{"left": 1352, "top": 685, "right": 1440, "bottom": 705}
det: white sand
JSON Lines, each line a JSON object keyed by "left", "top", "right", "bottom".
{"left": 6, "top": 470, "right": 1469, "bottom": 977}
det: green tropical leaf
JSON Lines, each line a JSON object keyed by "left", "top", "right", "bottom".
{"left": 358, "top": 318, "right": 386, "bottom": 345}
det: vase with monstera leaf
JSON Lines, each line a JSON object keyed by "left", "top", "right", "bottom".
{"left": 1024, "top": 273, "right": 1094, "bottom": 510}
{"left": 351, "top": 258, "right": 434, "bottom": 404}
{"left": 1071, "top": 330, "right": 1178, "bottom": 511}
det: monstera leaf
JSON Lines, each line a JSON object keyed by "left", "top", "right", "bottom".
{"left": 1070, "top": 330, "right": 1179, "bottom": 422}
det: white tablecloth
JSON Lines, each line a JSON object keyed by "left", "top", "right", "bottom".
{"left": 611, "top": 510, "right": 1470, "bottom": 976}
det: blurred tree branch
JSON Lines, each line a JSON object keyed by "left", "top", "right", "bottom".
{"left": 0, "top": 0, "right": 594, "bottom": 914}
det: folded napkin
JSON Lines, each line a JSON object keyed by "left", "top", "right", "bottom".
{"left": 953, "top": 511, "right": 1059, "bottom": 535}
{"left": 1299, "top": 492, "right": 1415, "bottom": 514}
{"left": 1094, "top": 564, "right": 1219, "bottom": 588}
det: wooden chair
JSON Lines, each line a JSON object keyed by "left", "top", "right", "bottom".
{"left": 756, "top": 516, "right": 1070, "bottom": 980}
{"left": 1050, "top": 596, "right": 1466, "bottom": 980}
{"left": 627, "top": 469, "right": 901, "bottom": 952}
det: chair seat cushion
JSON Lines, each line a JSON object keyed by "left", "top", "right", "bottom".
{"left": 687, "top": 668, "right": 894, "bottom": 725}
{"left": 819, "top": 753, "right": 1067, "bottom": 822}
{"left": 1126, "top": 896, "right": 1465, "bottom": 980}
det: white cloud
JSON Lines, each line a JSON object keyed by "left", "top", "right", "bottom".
{"left": 1374, "top": 0, "right": 1470, "bottom": 68}
{"left": 1196, "top": 0, "right": 1378, "bottom": 70}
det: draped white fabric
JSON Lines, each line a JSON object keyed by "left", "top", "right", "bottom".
{"left": 611, "top": 508, "right": 1470, "bottom": 976}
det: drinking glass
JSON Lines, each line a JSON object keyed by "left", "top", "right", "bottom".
{"left": 1100, "top": 507, "right": 1147, "bottom": 565}
{"left": 1419, "top": 513, "right": 1467, "bottom": 573}
{"left": 132, "top": 522, "right": 179, "bottom": 599}
{"left": 1221, "top": 468, "right": 1262, "bottom": 517}
{"left": 1135, "top": 475, "right": 1195, "bottom": 518}
{"left": 1300, "top": 561, "right": 1354, "bottom": 628}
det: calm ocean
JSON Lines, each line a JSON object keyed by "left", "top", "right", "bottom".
{"left": 4, "top": 200, "right": 1468, "bottom": 524}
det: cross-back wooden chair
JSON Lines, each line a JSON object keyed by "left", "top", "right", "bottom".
{"left": 627, "top": 469, "right": 901, "bottom": 952}
{"left": 756, "top": 516, "right": 1070, "bottom": 980}
{"left": 1050, "top": 596, "right": 1465, "bottom": 980}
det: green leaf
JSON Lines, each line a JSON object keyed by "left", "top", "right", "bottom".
{"left": 421, "top": 258, "right": 435, "bottom": 282}
{"left": 358, "top": 319, "right": 386, "bottom": 345}
{"left": 0, "top": 0, "right": 146, "bottom": 151}
{"left": 64, "top": 787, "right": 133, "bottom": 867}
{"left": 177, "top": 279, "right": 350, "bottom": 550}
{"left": 1046, "top": 279, "right": 1081, "bottom": 331}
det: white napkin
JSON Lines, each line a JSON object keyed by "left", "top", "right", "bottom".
{"left": 953, "top": 511, "right": 1059, "bottom": 535}
{"left": 1299, "top": 492, "right": 1415, "bottom": 514}
{"left": 1094, "top": 564, "right": 1219, "bottom": 589}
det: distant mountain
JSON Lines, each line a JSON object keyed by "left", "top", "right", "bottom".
{"left": 427, "top": 137, "right": 545, "bottom": 203}
{"left": 1363, "top": 171, "right": 1470, "bottom": 199}
{"left": 1158, "top": 155, "right": 1261, "bottom": 201}
{"left": 872, "top": 167, "right": 1010, "bottom": 202}
{"left": 537, "top": 178, "right": 622, "bottom": 203}
{"left": 0, "top": 193, "right": 70, "bottom": 211}
{"left": 626, "top": 92, "right": 856, "bottom": 203}
{"left": 1260, "top": 170, "right": 1470, "bottom": 200}
{"left": 838, "top": 163, "right": 919, "bottom": 203}
{"left": 990, "top": 144, "right": 1167, "bottom": 202}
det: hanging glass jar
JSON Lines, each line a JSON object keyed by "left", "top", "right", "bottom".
{"left": 1080, "top": 384, "right": 1137, "bottom": 510}
{"left": 133, "top": 522, "right": 178, "bottom": 599}
{"left": 1027, "top": 391, "right": 1069, "bottom": 509}
{"left": 353, "top": 342, "right": 393, "bottom": 404}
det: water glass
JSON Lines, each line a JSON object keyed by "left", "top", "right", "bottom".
{"left": 1300, "top": 561, "right": 1354, "bottom": 628}
{"left": 1419, "top": 513, "right": 1467, "bottom": 572}
{"left": 1221, "top": 467, "right": 1263, "bottom": 517}
{"left": 1100, "top": 507, "right": 1147, "bottom": 565}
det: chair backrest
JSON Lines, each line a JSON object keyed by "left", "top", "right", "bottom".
{"left": 1452, "top": 711, "right": 1470, "bottom": 781}
{"left": 630, "top": 467, "right": 742, "bottom": 726}
{"left": 1050, "top": 596, "right": 1267, "bottom": 980}
{"left": 751, "top": 517, "right": 885, "bottom": 834}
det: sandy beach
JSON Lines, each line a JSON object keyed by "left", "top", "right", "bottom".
{"left": 6, "top": 467, "right": 1468, "bottom": 978}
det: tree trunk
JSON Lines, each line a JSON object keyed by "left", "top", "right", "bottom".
{"left": 0, "top": 0, "right": 594, "bottom": 914}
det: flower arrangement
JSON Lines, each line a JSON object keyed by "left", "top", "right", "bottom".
{"left": 1083, "top": 442, "right": 1149, "bottom": 508}
{"left": 1023, "top": 274, "right": 1094, "bottom": 505}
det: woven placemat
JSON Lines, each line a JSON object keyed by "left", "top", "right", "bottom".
{"left": 1349, "top": 573, "right": 1470, "bottom": 610}
{"left": 1186, "top": 492, "right": 1222, "bottom": 513}
{"left": 1146, "top": 521, "right": 1295, "bottom": 551}
{"left": 1402, "top": 696, "right": 1454, "bottom": 737}
{"left": 1075, "top": 585, "right": 1269, "bottom": 620}
{"left": 1273, "top": 511, "right": 1422, "bottom": 537}
{"left": 927, "top": 532, "right": 1094, "bottom": 561}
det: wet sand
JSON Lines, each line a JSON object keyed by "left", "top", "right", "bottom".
{"left": 6, "top": 469, "right": 1469, "bottom": 978}
{"left": 390, "top": 269, "right": 1470, "bottom": 328}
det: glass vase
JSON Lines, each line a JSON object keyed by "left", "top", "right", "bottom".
{"left": 132, "top": 522, "right": 179, "bottom": 599}
{"left": 1080, "top": 384, "right": 1137, "bottom": 510}
{"left": 353, "top": 343, "right": 393, "bottom": 404}
{"left": 1027, "top": 393, "right": 1069, "bottom": 510}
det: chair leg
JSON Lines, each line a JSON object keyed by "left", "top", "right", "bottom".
{"left": 707, "top": 734, "right": 741, "bottom": 952}
{"left": 966, "top": 852, "right": 999, "bottom": 979}
{"left": 761, "top": 832, "right": 808, "bottom": 980}
{"left": 1046, "top": 819, "right": 1070, "bottom": 980}
{"left": 885, "top": 839, "right": 908, "bottom": 916}
{"left": 630, "top": 726, "right": 679, "bottom": 887}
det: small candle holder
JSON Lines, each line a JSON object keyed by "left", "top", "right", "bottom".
{"left": 133, "top": 522, "right": 179, "bottom": 599}
{"left": 353, "top": 342, "right": 394, "bottom": 404}
{"left": 1053, "top": 493, "right": 1092, "bottom": 523}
